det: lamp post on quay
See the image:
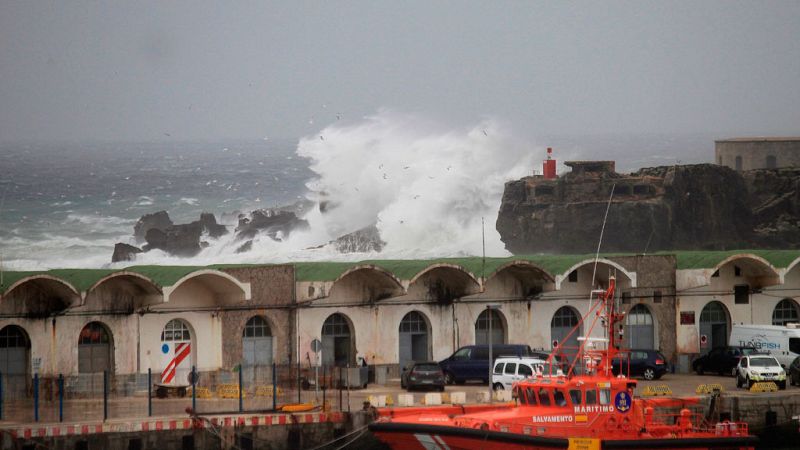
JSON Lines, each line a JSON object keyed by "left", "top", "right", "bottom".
{"left": 486, "top": 304, "right": 501, "bottom": 405}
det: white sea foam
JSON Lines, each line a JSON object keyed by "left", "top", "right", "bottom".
{"left": 178, "top": 197, "right": 200, "bottom": 206}
{"left": 133, "top": 196, "right": 154, "bottom": 207}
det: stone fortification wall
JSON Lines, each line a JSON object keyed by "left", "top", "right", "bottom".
{"left": 716, "top": 138, "right": 800, "bottom": 171}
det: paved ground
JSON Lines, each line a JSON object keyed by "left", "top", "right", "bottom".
{"left": 1, "top": 373, "right": 798, "bottom": 426}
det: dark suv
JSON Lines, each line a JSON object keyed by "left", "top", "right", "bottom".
{"left": 439, "top": 344, "right": 534, "bottom": 384}
{"left": 692, "top": 346, "right": 761, "bottom": 376}
{"left": 612, "top": 349, "right": 669, "bottom": 380}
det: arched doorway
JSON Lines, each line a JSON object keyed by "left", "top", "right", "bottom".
{"left": 399, "top": 311, "right": 431, "bottom": 369}
{"left": 78, "top": 322, "right": 113, "bottom": 373}
{"left": 160, "top": 319, "right": 193, "bottom": 386}
{"left": 626, "top": 304, "right": 655, "bottom": 349}
{"left": 322, "top": 313, "right": 354, "bottom": 367}
{"left": 551, "top": 307, "right": 581, "bottom": 362}
{"left": 242, "top": 316, "right": 273, "bottom": 366}
{"left": 475, "top": 309, "right": 505, "bottom": 345}
{"left": 772, "top": 298, "right": 800, "bottom": 326}
{"left": 699, "top": 301, "right": 729, "bottom": 354}
{"left": 0, "top": 325, "right": 30, "bottom": 397}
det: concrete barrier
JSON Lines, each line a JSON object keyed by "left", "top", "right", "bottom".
{"left": 367, "top": 395, "right": 386, "bottom": 407}
{"left": 397, "top": 393, "right": 414, "bottom": 407}
{"left": 475, "top": 391, "right": 490, "bottom": 403}
{"left": 422, "top": 393, "right": 442, "bottom": 405}
{"left": 449, "top": 392, "right": 466, "bottom": 405}
{"left": 494, "top": 390, "right": 512, "bottom": 402}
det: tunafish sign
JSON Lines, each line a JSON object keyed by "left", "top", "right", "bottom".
{"left": 532, "top": 415, "right": 574, "bottom": 423}
{"left": 573, "top": 405, "right": 615, "bottom": 413}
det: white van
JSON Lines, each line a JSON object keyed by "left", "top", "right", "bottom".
{"left": 491, "top": 356, "right": 547, "bottom": 390}
{"left": 729, "top": 324, "right": 800, "bottom": 368}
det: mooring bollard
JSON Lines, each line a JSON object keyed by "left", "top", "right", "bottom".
{"left": 58, "top": 374, "right": 64, "bottom": 422}
{"left": 34, "top": 373, "right": 39, "bottom": 422}
{"left": 272, "top": 363, "right": 277, "bottom": 411}
{"left": 147, "top": 368, "right": 152, "bottom": 417}
{"left": 103, "top": 370, "right": 108, "bottom": 421}
{"left": 238, "top": 364, "right": 243, "bottom": 413}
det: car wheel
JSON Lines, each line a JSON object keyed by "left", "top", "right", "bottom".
{"left": 695, "top": 364, "right": 704, "bottom": 375}
{"left": 438, "top": 386, "right": 445, "bottom": 392}
{"left": 643, "top": 368, "right": 656, "bottom": 381}
{"left": 736, "top": 375, "right": 742, "bottom": 388}
{"left": 493, "top": 383, "right": 504, "bottom": 391}
{"left": 745, "top": 376, "right": 751, "bottom": 389}
{"left": 731, "top": 367, "right": 738, "bottom": 377}
{"left": 779, "top": 380, "right": 786, "bottom": 390}
{"left": 444, "top": 372, "right": 455, "bottom": 385}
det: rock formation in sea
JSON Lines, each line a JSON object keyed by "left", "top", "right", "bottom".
{"left": 496, "top": 161, "right": 800, "bottom": 254}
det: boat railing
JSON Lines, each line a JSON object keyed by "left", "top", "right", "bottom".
{"left": 645, "top": 409, "right": 750, "bottom": 437}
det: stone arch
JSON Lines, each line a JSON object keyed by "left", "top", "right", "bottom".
{"left": 772, "top": 298, "right": 800, "bottom": 326}
{"left": 1, "top": 275, "right": 80, "bottom": 317}
{"left": 475, "top": 308, "right": 506, "bottom": 345}
{"left": 699, "top": 301, "right": 730, "bottom": 354}
{"left": 321, "top": 313, "right": 355, "bottom": 367}
{"left": 162, "top": 269, "right": 251, "bottom": 306}
{"left": 408, "top": 264, "right": 481, "bottom": 303}
{"left": 556, "top": 258, "right": 637, "bottom": 290}
{"left": 485, "top": 261, "right": 555, "bottom": 298}
{"left": 709, "top": 254, "right": 781, "bottom": 288}
{"left": 625, "top": 304, "right": 657, "bottom": 350}
{"left": 78, "top": 321, "right": 114, "bottom": 374}
{"left": 0, "top": 324, "right": 31, "bottom": 377}
{"left": 85, "top": 271, "right": 163, "bottom": 311}
{"left": 398, "top": 311, "right": 432, "bottom": 368}
{"left": 329, "top": 265, "right": 405, "bottom": 303}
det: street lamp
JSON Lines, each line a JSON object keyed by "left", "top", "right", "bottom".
{"left": 486, "top": 304, "right": 501, "bottom": 404}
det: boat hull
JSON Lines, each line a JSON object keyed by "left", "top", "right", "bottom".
{"left": 369, "top": 422, "right": 758, "bottom": 450}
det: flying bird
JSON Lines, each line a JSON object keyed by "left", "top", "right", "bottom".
{"left": 482, "top": 130, "right": 488, "bottom": 136}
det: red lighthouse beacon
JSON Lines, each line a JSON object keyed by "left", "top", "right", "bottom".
{"left": 543, "top": 147, "right": 557, "bottom": 179}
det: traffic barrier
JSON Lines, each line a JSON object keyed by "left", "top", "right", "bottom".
{"left": 641, "top": 385, "right": 673, "bottom": 396}
{"left": 695, "top": 383, "right": 724, "bottom": 395}
{"left": 397, "top": 394, "right": 414, "bottom": 407}
{"left": 422, "top": 393, "right": 442, "bottom": 405}
{"left": 494, "top": 390, "right": 512, "bottom": 402}
{"left": 385, "top": 395, "right": 394, "bottom": 406}
{"left": 187, "top": 387, "right": 212, "bottom": 399}
{"left": 367, "top": 395, "right": 387, "bottom": 407}
{"left": 449, "top": 392, "right": 466, "bottom": 405}
{"left": 217, "top": 384, "right": 246, "bottom": 399}
{"left": 475, "top": 391, "right": 491, "bottom": 403}
{"left": 749, "top": 382, "right": 778, "bottom": 393}
{"left": 255, "top": 385, "right": 284, "bottom": 397}
{"left": 441, "top": 392, "right": 450, "bottom": 404}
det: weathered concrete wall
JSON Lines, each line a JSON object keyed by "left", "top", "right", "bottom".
{"left": 716, "top": 138, "right": 800, "bottom": 171}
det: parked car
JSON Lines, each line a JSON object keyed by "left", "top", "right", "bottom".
{"left": 611, "top": 349, "right": 669, "bottom": 380}
{"left": 789, "top": 356, "right": 800, "bottom": 386}
{"left": 439, "top": 344, "right": 534, "bottom": 385}
{"left": 400, "top": 361, "right": 445, "bottom": 392}
{"left": 735, "top": 354, "right": 787, "bottom": 389}
{"left": 530, "top": 350, "right": 569, "bottom": 374}
{"left": 730, "top": 324, "right": 800, "bottom": 368}
{"left": 491, "top": 356, "right": 547, "bottom": 390}
{"left": 692, "top": 346, "right": 762, "bottom": 376}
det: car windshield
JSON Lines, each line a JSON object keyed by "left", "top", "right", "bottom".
{"left": 415, "top": 364, "right": 441, "bottom": 372}
{"left": 750, "top": 357, "right": 780, "bottom": 367}
{"left": 741, "top": 348, "right": 758, "bottom": 356}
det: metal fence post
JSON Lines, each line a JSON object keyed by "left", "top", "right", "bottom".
{"left": 272, "top": 363, "right": 277, "bottom": 411}
{"left": 58, "top": 374, "right": 64, "bottom": 423}
{"left": 103, "top": 370, "right": 108, "bottom": 421}
{"left": 147, "top": 368, "right": 152, "bottom": 417}
{"left": 34, "top": 373, "right": 39, "bottom": 422}
{"left": 0, "top": 371, "right": 4, "bottom": 421}
{"left": 238, "top": 364, "right": 243, "bottom": 413}
{"left": 297, "top": 360, "right": 301, "bottom": 403}
{"left": 191, "top": 366, "right": 196, "bottom": 413}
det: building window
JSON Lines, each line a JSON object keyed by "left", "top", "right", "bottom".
{"left": 772, "top": 299, "right": 799, "bottom": 326}
{"left": 766, "top": 155, "right": 777, "bottom": 169}
{"left": 734, "top": 266, "right": 741, "bottom": 277}
{"left": 734, "top": 285, "right": 749, "bottom": 304}
{"left": 161, "top": 319, "right": 191, "bottom": 341}
{"left": 568, "top": 271, "right": 578, "bottom": 283}
{"left": 735, "top": 155, "right": 743, "bottom": 171}
{"left": 653, "top": 290, "right": 662, "bottom": 304}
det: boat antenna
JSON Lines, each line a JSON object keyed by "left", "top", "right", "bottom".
{"left": 590, "top": 184, "right": 615, "bottom": 288}
{"left": 481, "top": 216, "right": 486, "bottom": 285}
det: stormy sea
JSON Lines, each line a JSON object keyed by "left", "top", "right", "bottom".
{"left": 0, "top": 112, "right": 716, "bottom": 270}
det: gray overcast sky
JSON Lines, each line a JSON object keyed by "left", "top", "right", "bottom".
{"left": 1, "top": 1, "right": 798, "bottom": 142}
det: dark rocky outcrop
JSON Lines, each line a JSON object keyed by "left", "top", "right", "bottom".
{"left": 497, "top": 162, "right": 797, "bottom": 254}
{"left": 111, "top": 243, "right": 143, "bottom": 262}
{"left": 333, "top": 224, "right": 385, "bottom": 253}
{"left": 133, "top": 211, "right": 173, "bottom": 242}
{"left": 235, "top": 209, "right": 308, "bottom": 241}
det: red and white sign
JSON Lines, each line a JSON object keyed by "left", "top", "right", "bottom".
{"left": 161, "top": 342, "right": 191, "bottom": 385}
{"left": 552, "top": 340, "right": 559, "bottom": 348}
{"left": 700, "top": 334, "right": 708, "bottom": 348}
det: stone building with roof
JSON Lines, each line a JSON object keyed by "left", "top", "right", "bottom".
{"left": 715, "top": 137, "right": 800, "bottom": 171}
{"left": 0, "top": 251, "right": 799, "bottom": 386}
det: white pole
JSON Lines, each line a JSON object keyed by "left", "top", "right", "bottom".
{"left": 488, "top": 306, "right": 493, "bottom": 404}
